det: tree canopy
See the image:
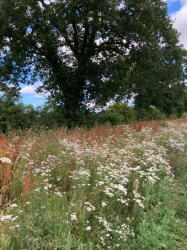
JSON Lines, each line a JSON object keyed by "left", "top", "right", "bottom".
{"left": 0, "top": 0, "right": 186, "bottom": 125}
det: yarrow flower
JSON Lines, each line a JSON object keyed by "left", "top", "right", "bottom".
{"left": 101, "top": 201, "right": 107, "bottom": 207}
{"left": 86, "top": 226, "right": 92, "bottom": 231}
{"left": 10, "top": 204, "right": 18, "bottom": 208}
{"left": 84, "top": 202, "right": 96, "bottom": 212}
{"left": 70, "top": 213, "right": 77, "bottom": 221}
{"left": 0, "top": 215, "right": 12, "bottom": 221}
{"left": 0, "top": 157, "right": 11, "bottom": 164}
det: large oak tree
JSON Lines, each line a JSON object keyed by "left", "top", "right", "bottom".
{"left": 0, "top": 0, "right": 186, "bottom": 124}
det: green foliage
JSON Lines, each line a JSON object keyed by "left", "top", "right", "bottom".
{"left": 97, "top": 102, "right": 135, "bottom": 125}
{"left": 0, "top": 90, "right": 26, "bottom": 132}
{"left": 182, "top": 112, "right": 187, "bottom": 118}
{"left": 135, "top": 107, "right": 166, "bottom": 121}
{"left": 0, "top": 0, "right": 186, "bottom": 125}
{"left": 22, "top": 104, "right": 40, "bottom": 128}
{"left": 108, "top": 103, "right": 135, "bottom": 123}
{"left": 0, "top": 90, "right": 51, "bottom": 132}
{"left": 157, "top": 82, "right": 187, "bottom": 117}
{"left": 36, "top": 104, "right": 63, "bottom": 128}
{"left": 129, "top": 207, "right": 183, "bottom": 250}
{"left": 97, "top": 111, "right": 123, "bottom": 126}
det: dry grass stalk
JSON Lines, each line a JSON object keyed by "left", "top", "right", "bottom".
{"left": 0, "top": 135, "right": 21, "bottom": 206}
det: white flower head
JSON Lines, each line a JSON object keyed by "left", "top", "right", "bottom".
{"left": 10, "top": 204, "right": 18, "bottom": 208}
{"left": 101, "top": 201, "right": 107, "bottom": 207}
{"left": 70, "top": 213, "right": 77, "bottom": 221}
{"left": 86, "top": 226, "right": 92, "bottom": 231}
{"left": 0, "top": 215, "right": 12, "bottom": 221}
{"left": 84, "top": 202, "right": 96, "bottom": 212}
{"left": 0, "top": 157, "right": 11, "bottom": 164}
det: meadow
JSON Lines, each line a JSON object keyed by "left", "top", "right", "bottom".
{"left": 1, "top": 120, "right": 187, "bottom": 249}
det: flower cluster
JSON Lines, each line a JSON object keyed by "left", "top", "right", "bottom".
{"left": 0, "top": 157, "right": 11, "bottom": 164}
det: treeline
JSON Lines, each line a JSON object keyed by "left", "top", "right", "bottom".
{"left": 1, "top": 90, "right": 187, "bottom": 132}
{"left": 1, "top": 0, "right": 187, "bottom": 128}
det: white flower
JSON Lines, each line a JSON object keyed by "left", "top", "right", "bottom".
{"left": 147, "top": 176, "right": 155, "bottom": 183}
{"left": 136, "top": 199, "right": 142, "bottom": 204}
{"left": 100, "top": 236, "right": 104, "bottom": 240}
{"left": 9, "top": 224, "right": 19, "bottom": 230}
{"left": 86, "top": 207, "right": 92, "bottom": 212}
{"left": 84, "top": 202, "right": 96, "bottom": 212}
{"left": 54, "top": 191, "right": 63, "bottom": 197}
{"left": 0, "top": 157, "right": 11, "bottom": 164}
{"left": 135, "top": 199, "right": 145, "bottom": 208}
{"left": 70, "top": 213, "right": 77, "bottom": 221}
{"left": 103, "top": 189, "right": 114, "bottom": 197}
{"left": 86, "top": 226, "right": 92, "bottom": 231}
{"left": 0, "top": 215, "right": 12, "bottom": 221}
{"left": 11, "top": 216, "right": 18, "bottom": 222}
{"left": 10, "top": 204, "right": 18, "bottom": 208}
{"left": 101, "top": 201, "right": 107, "bottom": 207}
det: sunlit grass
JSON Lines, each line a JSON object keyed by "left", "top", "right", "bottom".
{"left": 1, "top": 120, "right": 187, "bottom": 249}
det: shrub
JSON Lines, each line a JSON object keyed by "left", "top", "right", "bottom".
{"left": 135, "top": 108, "right": 166, "bottom": 121}
{"left": 97, "top": 102, "right": 135, "bottom": 125}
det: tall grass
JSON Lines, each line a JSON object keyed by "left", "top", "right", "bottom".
{"left": 1, "top": 120, "right": 187, "bottom": 249}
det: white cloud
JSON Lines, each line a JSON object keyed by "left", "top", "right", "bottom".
{"left": 21, "top": 86, "right": 48, "bottom": 98}
{"left": 181, "top": 0, "right": 187, "bottom": 4}
{"left": 20, "top": 83, "right": 49, "bottom": 102}
{"left": 32, "top": 94, "right": 45, "bottom": 99}
{"left": 170, "top": 3, "right": 187, "bottom": 49}
{"left": 20, "top": 86, "right": 36, "bottom": 94}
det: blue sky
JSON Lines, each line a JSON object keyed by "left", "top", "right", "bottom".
{"left": 20, "top": 83, "right": 47, "bottom": 107}
{"left": 19, "top": 0, "right": 187, "bottom": 106}
{"left": 167, "top": 0, "right": 182, "bottom": 13}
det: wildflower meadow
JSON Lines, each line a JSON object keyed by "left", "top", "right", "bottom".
{"left": 1, "top": 120, "right": 187, "bottom": 249}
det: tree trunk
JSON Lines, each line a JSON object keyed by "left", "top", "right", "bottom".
{"left": 63, "top": 72, "right": 86, "bottom": 127}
